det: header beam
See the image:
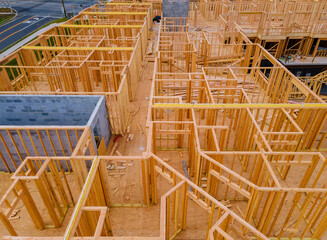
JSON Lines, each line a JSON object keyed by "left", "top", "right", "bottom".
{"left": 106, "top": 2, "right": 151, "bottom": 5}
{"left": 82, "top": 11, "right": 148, "bottom": 15}
{"left": 22, "top": 46, "right": 134, "bottom": 51}
{"left": 60, "top": 24, "right": 143, "bottom": 28}
{"left": 152, "top": 103, "right": 327, "bottom": 109}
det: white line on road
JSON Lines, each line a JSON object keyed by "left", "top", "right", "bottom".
{"left": 0, "top": 23, "right": 58, "bottom": 59}
{"left": 19, "top": 16, "right": 48, "bottom": 32}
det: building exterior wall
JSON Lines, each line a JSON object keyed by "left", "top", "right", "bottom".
{"left": 87, "top": 96, "right": 111, "bottom": 148}
{"left": 162, "top": 0, "right": 189, "bottom": 18}
{"left": 0, "top": 129, "right": 84, "bottom": 172}
{"left": 0, "top": 95, "right": 99, "bottom": 126}
{"left": 0, "top": 95, "right": 111, "bottom": 172}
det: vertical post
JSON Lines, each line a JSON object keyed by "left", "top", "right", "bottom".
{"left": 194, "top": 5, "right": 197, "bottom": 27}
{"left": 312, "top": 38, "right": 321, "bottom": 62}
{"left": 181, "top": 182, "right": 188, "bottom": 230}
{"left": 61, "top": 0, "right": 67, "bottom": 18}
{"left": 16, "top": 179, "right": 45, "bottom": 229}
{"left": 166, "top": 195, "right": 170, "bottom": 240}
{"left": 206, "top": 204, "right": 215, "bottom": 240}
{"left": 0, "top": 212, "right": 17, "bottom": 236}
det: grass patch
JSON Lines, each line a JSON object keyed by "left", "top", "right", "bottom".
{"left": 0, "top": 17, "right": 68, "bottom": 54}
{"left": 5, "top": 58, "right": 18, "bottom": 66}
{"left": 0, "top": 8, "right": 15, "bottom": 26}
{"left": 4, "top": 58, "right": 19, "bottom": 80}
{"left": 0, "top": 15, "right": 13, "bottom": 25}
{"left": 40, "top": 17, "right": 68, "bottom": 28}
{"left": 0, "top": 8, "right": 12, "bottom": 13}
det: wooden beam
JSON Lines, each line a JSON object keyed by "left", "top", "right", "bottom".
{"left": 152, "top": 103, "right": 327, "bottom": 109}
{"left": 22, "top": 46, "right": 134, "bottom": 51}
{"left": 60, "top": 24, "right": 143, "bottom": 28}
{"left": 106, "top": 3, "right": 152, "bottom": 5}
{"left": 82, "top": 12, "right": 148, "bottom": 15}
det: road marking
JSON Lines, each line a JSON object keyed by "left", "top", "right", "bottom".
{"left": 0, "top": 16, "right": 35, "bottom": 35}
{"left": 0, "top": 17, "right": 47, "bottom": 43}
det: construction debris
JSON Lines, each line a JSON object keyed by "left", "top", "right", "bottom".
{"left": 132, "top": 107, "right": 140, "bottom": 117}
{"left": 127, "top": 133, "right": 134, "bottom": 142}
{"left": 137, "top": 123, "right": 144, "bottom": 134}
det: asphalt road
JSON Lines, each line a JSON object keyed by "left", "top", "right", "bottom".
{"left": 0, "top": 0, "right": 95, "bottom": 51}
{"left": 10, "top": 0, "right": 95, "bottom": 17}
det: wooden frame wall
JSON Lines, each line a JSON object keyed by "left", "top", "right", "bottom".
{"left": 1, "top": 2, "right": 327, "bottom": 240}
{"left": 0, "top": 126, "right": 86, "bottom": 173}
{"left": 191, "top": 0, "right": 327, "bottom": 60}
{"left": 0, "top": 2, "right": 152, "bottom": 134}
{"left": 146, "top": 17, "right": 327, "bottom": 239}
{"left": 1, "top": 154, "right": 271, "bottom": 240}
